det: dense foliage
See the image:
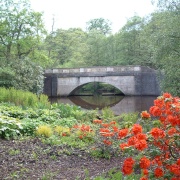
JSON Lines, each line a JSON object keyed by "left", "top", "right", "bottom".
{"left": 0, "top": 0, "right": 179, "bottom": 95}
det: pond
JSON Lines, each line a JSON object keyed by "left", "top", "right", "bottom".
{"left": 49, "top": 95, "right": 157, "bottom": 115}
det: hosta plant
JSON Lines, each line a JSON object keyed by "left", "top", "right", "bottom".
{"left": 0, "top": 114, "right": 23, "bottom": 139}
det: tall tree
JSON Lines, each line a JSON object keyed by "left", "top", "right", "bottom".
{"left": 86, "top": 18, "right": 112, "bottom": 35}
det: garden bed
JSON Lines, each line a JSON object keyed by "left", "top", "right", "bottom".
{"left": 0, "top": 138, "right": 124, "bottom": 180}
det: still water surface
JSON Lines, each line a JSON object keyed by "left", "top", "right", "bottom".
{"left": 50, "top": 95, "right": 157, "bottom": 115}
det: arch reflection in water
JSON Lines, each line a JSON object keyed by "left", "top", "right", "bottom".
{"left": 69, "top": 95, "right": 124, "bottom": 110}
{"left": 50, "top": 95, "right": 157, "bottom": 115}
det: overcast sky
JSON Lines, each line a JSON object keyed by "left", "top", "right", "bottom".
{"left": 30, "top": 0, "right": 156, "bottom": 33}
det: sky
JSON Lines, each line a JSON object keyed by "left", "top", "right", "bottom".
{"left": 30, "top": 0, "right": 156, "bottom": 33}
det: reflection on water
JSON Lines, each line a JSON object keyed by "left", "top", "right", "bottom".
{"left": 50, "top": 95, "right": 157, "bottom": 115}
{"left": 69, "top": 95, "right": 124, "bottom": 109}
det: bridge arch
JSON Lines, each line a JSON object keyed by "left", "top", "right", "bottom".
{"left": 57, "top": 76, "right": 134, "bottom": 96}
{"left": 68, "top": 81, "right": 125, "bottom": 96}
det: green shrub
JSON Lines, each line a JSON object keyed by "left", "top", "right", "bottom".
{"left": 119, "top": 112, "right": 139, "bottom": 128}
{"left": 21, "top": 118, "right": 42, "bottom": 136}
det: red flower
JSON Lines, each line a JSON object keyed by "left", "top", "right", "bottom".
{"left": 167, "top": 115, "right": 179, "bottom": 126}
{"left": 140, "top": 176, "right": 148, "bottom": 180}
{"left": 118, "top": 128, "right": 128, "bottom": 139}
{"left": 150, "top": 128, "right": 166, "bottom": 139}
{"left": 171, "top": 178, "right": 180, "bottom": 180}
{"left": 79, "top": 135, "right": 83, "bottom": 139}
{"left": 103, "top": 139, "right": 112, "bottom": 146}
{"left": 169, "top": 164, "right": 180, "bottom": 175}
{"left": 154, "top": 167, "right": 164, "bottom": 178}
{"left": 135, "top": 140, "right": 148, "bottom": 151}
{"left": 119, "top": 143, "right": 129, "bottom": 150}
{"left": 141, "top": 111, "right": 151, "bottom": 119}
{"left": 136, "top": 133, "right": 147, "bottom": 140}
{"left": 139, "top": 157, "right": 151, "bottom": 169}
{"left": 100, "top": 128, "right": 110, "bottom": 133}
{"left": 151, "top": 156, "right": 163, "bottom": 166}
{"left": 149, "top": 106, "right": 162, "bottom": 116}
{"left": 101, "top": 132, "right": 114, "bottom": 137}
{"left": 163, "top": 92, "right": 172, "bottom": 98}
{"left": 62, "top": 132, "right": 67, "bottom": 136}
{"left": 101, "top": 123, "right": 110, "bottom": 128}
{"left": 142, "top": 169, "right": 149, "bottom": 175}
{"left": 128, "top": 136, "right": 138, "bottom": 146}
{"left": 112, "top": 126, "right": 119, "bottom": 133}
{"left": 73, "top": 124, "right": 79, "bottom": 129}
{"left": 80, "top": 124, "right": 92, "bottom": 132}
{"left": 99, "top": 128, "right": 114, "bottom": 137}
{"left": 122, "top": 157, "right": 135, "bottom": 175}
{"left": 159, "top": 116, "right": 166, "bottom": 124}
{"left": 177, "top": 158, "right": 180, "bottom": 166}
{"left": 131, "top": 124, "right": 143, "bottom": 135}
{"left": 154, "top": 98, "right": 164, "bottom": 108}
{"left": 168, "top": 127, "right": 177, "bottom": 136}
{"left": 93, "top": 119, "right": 102, "bottom": 124}
{"left": 110, "top": 121, "right": 116, "bottom": 125}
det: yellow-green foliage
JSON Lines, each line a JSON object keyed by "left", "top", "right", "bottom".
{"left": 0, "top": 87, "right": 50, "bottom": 107}
{"left": 54, "top": 126, "right": 70, "bottom": 136}
{"left": 36, "top": 125, "right": 53, "bottom": 138}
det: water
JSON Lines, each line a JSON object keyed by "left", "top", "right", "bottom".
{"left": 50, "top": 95, "right": 157, "bottom": 115}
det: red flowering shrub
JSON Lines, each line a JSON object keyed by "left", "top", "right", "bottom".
{"left": 83, "top": 93, "right": 179, "bottom": 179}
{"left": 71, "top": 124, "right": 93, "bottom": 140}
{"left": 119, "top": 93, "right": 180, "bottom": 179}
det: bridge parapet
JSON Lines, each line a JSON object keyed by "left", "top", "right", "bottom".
{"left": 45, "top": 66, "right": 155, "bottom": 75}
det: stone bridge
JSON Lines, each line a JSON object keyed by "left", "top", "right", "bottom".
{"left": 44, "top": 66, "right": 161, "bottom": 97}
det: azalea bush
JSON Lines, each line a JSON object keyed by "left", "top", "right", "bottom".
{"left": 92, "top": 93, "right": 180, "bottom": 179}
{"left": 71, "top": 124, "right": 95, "bottom": 142}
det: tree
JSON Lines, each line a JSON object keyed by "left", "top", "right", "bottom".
{"left": 0, "top": 0, "right": 46, "bottom": 93}
{"left": 85, "top": 30, "right": 106, "bottom": 66}
{"left": 86, "top": 18, "right": 112, "bottom": 35}
{"left": 140, "top": 6, "right": 180, "bottom": 95}
{"left": 44, "top": 28, "right": 88, "bottom": 68}
{"left": 0, "top": 0, "right": 46, "bottom": 63}
{"left": 151, "top": 0, "right": 180, "bottom": 11}
{"left": 114, "top": 16, "right": 146, "bottom": 65}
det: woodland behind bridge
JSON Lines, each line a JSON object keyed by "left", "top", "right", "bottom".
{"left": 0, "top": 0, "right": 179, "bottom": 96}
